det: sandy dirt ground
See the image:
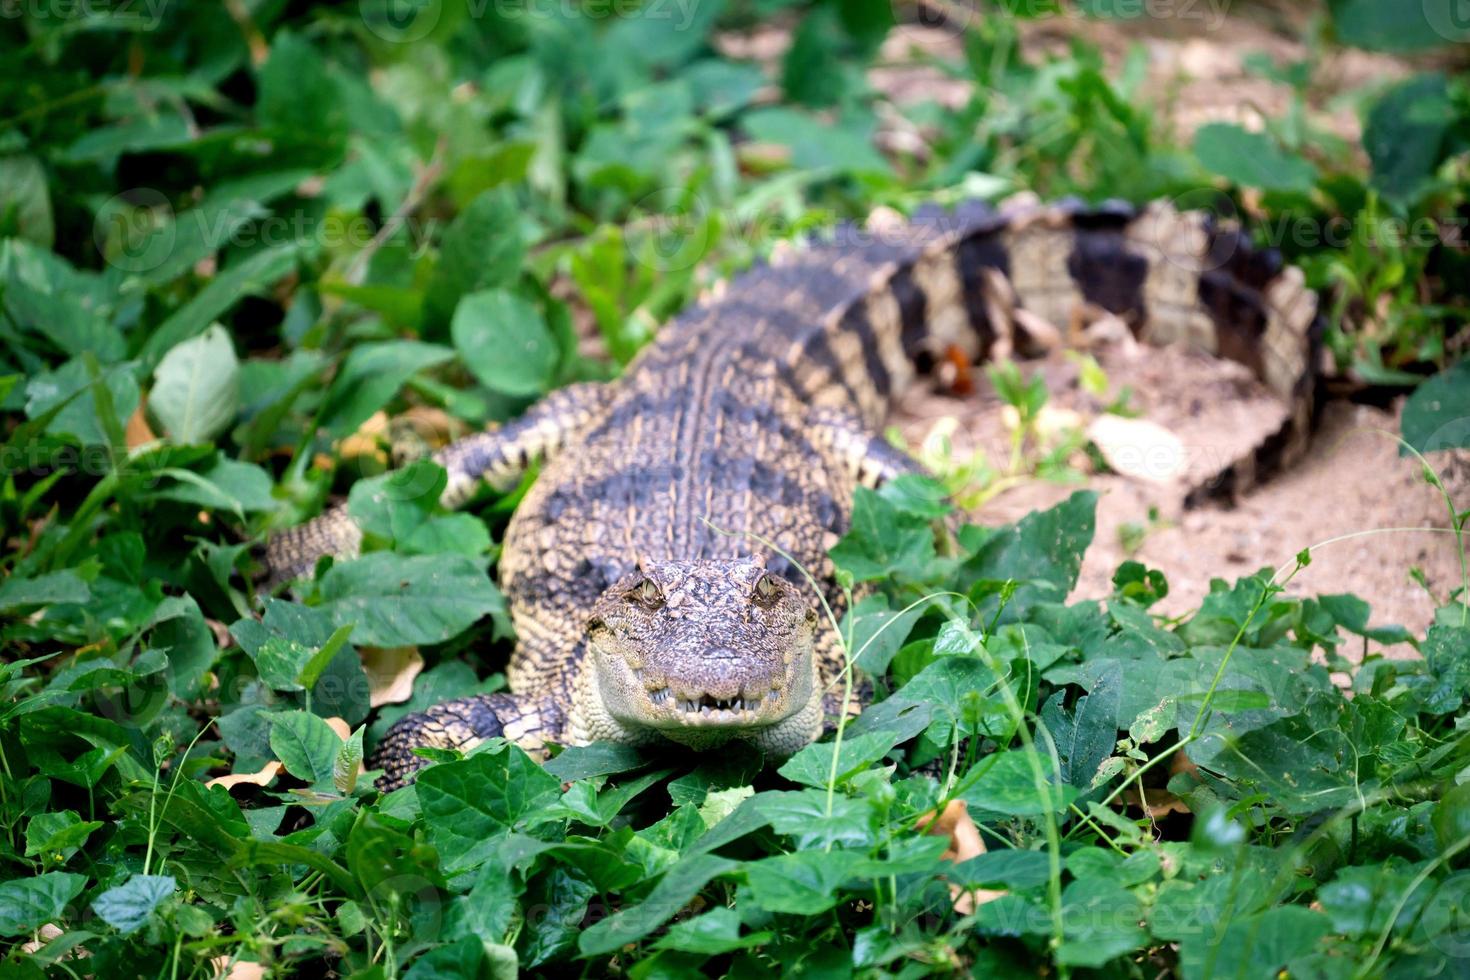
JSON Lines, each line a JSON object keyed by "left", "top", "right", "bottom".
{"left": 894, "top": 355, "right": 1467, "bottom": 638}
{"left": 871, "top": 3, "right": 1464, "bottom": 637}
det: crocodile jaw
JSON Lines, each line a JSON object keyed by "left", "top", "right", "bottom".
{"left": 570, "top": 652, "right": 823, "bottom": 756}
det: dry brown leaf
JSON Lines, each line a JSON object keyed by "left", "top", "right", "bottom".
{"left": 916, "top": 800, "right": 1007, "bottom": 914}
{"left": 207, "top": 760, "right": 282, "bottom": 790}
{"left": 323, "top": 716, "right": 363, "bottom": 790}
{"left": 206, "top": 618, "right": 234, "bottom": 650}
{"left": 211, "top": 956, "right": 267, "bottom": 979}
{"left": 1013, "top": 307, "right": 1064, "bottom": 352}
{"left": 125, "top": 400, "right": 158, "bottom": 448}
{"left": 1122, "top": 784, "right": 1190, "bottom": 819}
{"left": 20, "top": 923, "right": 64, "bottom": 955}
{"left": 362, "top": 646, "right": 424, "bottom": 708}
{"left": 397, "top": 406, "right": 458, "bottom": 445}
{"left": 337, "top": 410, "right": 392, "bottom": 465}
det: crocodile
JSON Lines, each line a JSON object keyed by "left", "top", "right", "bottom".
{"left": 265, "top": 198, "right": 1322, "bottom": 790}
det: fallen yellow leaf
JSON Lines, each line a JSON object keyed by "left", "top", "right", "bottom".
{"left": 211, "top": 956, "right": 267, "bottom": 979}
{"left": 916, "top": 799, "right": 1007, "bottom": 914}
{"left": 206, "top": 760, "right": 282, "bottom": 790}
{"left": 362, "top": 646, "right": 424, "bottom": 708}
{"left": 125, "top": 400, "right": 158, "bottom": 449}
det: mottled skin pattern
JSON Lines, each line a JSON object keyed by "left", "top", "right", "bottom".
{"left": 265, "top": 199, "right": 1322, "bottom": 790}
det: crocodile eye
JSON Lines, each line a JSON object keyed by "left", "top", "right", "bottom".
{"left": 625, "top": 577, "right": 663, "bottom": 609}
{"left": 752, "top": 573, "right": 782, "bottom": 607}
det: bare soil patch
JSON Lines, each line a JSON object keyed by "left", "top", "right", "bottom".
{"left": 895, "top": 359, "right": 1466, "bottom": 637}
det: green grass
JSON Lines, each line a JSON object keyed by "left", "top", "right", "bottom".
{"left": 1, "top": 1, "right": 1469, "bottom": 976}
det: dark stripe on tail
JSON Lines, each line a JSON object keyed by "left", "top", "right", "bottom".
{"left": 839, "top": 301, "right": 892, "bottom": 399}
{"left": 1067, "top": 223, "right": 1149, "bottom": 326}
{"left": 890, "top": 263, "right": 931, "bottom": 366}
{"left": 955, "top": 230, "right": 1011, "bottom": 361}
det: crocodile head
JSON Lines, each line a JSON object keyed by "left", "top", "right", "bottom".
{"left": 577, "top": 555, "right": 824, "bottom": 755}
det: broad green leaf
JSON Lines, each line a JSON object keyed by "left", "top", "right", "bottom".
{"left": 1364, "top": 74, "right": 1454, "bottom": 203}
{"left": 829, "top": 486, "right": 937, "bottom": 583}
{"left": 777, "top": 721, "right": 925, "bottom": 789}
{"left": 425, "top": 187, "right": 527, "bottom": 329}
{"left": 653, "top": 906, "right": 773, "bottom": 954}
{"left": 24, "top": 811, "right": 103, "bottom": 864}
{"left": 743, "top": 107, "right": 890, "bottom": 175}
{"left": 149, "top": 456, "right": 279, "bottom": 514}
{"left": 1177, "top": 905, "right": 1330, "bottom": 978}
{"left": 91, "top": 875, "right": 175, "bottom": 935}
{"left": 519, "top": 867, "right": 597, "bottom": 967}
{"left": 543, "top": 743, "right": 649, "bottom": 782}
{"left": 1318, "top": 863, "right": 1434, "bottom": 937}
{"left": 897, "top": 646, "right": 1009, "bottom": 743}
{"left": 1433, "top": 781, "right": 1470, "bottom": 854}
{"left": 417, "top": 747, "right": 562, "bottom": 871}
{"left": 745, "top": 849, "right": 862, "bottom": 915}
{"left": 1039, "top": 664, "right": 1123, "bottom": 788}
{"left": 842, "top": 593, "right": 926, "bottom": 677}
{"left": 950, "top": 850, "right": 1053, "bottom": 891}
{"left": 0, "top": 570, "right": 91, "bottom": 614}
{"left": 960, "top": 491, "right": 1097, "bottom": 614}
{"left": 1402, "top": 361, "right": 1470, "bottom": 456}
{"left": 402, "top": 935, "right": 488, "bottom": 980}
{"left": 148, "top": 324, "right": 240, "bottom": 445}
{"left": 1193, "top": 123, "right": 1317, "bottom": 193}
{"left": 961, "top": 749, "right": 1076, "bottom": 816}
{"left": 579, "top": 855, "right": 738, "bottom": 955}
{"left": 402, "top": 514, "right": 492, "bottom": 558}
{"left": 1329, "top": 0, "right": 1466, "bottom": 51}
{"left": 753, "top": 790, "right": 874, "bottom": 850}
{"left": 317, "top": 341, "right": 454, "bottom": 438}
{"left": 0, "top": 872, "right": 86, "bottom": 937}
{"left": 0, "top": 155, "right": 55, "bottom": 247}
{"left": 348, "top": 460, "right": 448, "bottom": 543}
{"left": 300, "top": 624, "right": 355, "bottom": 691}
{"left": 24, "top": 357, "right": 139, "bottom": 446}
{"left": 269, "top": 710, "right": 342, "bottom": 786}
{"left": 335, "top": 724, "right": 365, "bottom": 794}
{"left": 452, "top": 289, "right": 559, "bottom": 397}
{"left": 1056, "top": 878, "right": 1148, "bottom": 967}
{"left": 317, "top": 553, "right": 505, "bottom": 647}
{"left": 257, "top": 31, "right": 349, "bottom": 152}
{"left": 251, "top": 637, "right": 318, "bottom": 692}
{"left": 138, "top": 245, "right": 299, "bottom": 371}
{"left": 346, "top": 810, "right": 445, "bottom": 895}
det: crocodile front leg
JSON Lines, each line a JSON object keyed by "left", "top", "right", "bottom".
{"left": 369, "top": 690, "right": 567, "bottom": 791}
{"left": 264, "top": 382, "right": 607, "bottom": 582}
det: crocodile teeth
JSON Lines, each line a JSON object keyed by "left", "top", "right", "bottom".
{"left": 670, "top": 694, "right": 758, "bottom": 715}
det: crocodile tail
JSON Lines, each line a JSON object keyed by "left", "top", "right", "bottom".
{"left": 744, "top": 198, "right": 1321, "bottom": 503}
